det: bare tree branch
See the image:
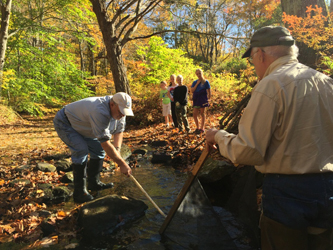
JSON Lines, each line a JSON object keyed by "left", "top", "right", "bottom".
{"left": 125, "top": 29, "right": 246, "bottom": 43}
{"left": 119, "top": 0, "right": 162, "bottom": 44}
{"left": 112, "top": 0, "right": 138, "bottom": 24}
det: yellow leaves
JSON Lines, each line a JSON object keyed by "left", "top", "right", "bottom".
{"left": 1, "top": 70, "right": 16, "bottom": 90}
{"left": 264, "top": 0, "right": 280, "bottom": 19}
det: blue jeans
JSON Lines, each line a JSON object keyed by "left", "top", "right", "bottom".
{"left": 262, "top": 173, "right": 333, "bottom": 229}
{"left": 53, "top": 109, "right": 105, "bottom": 164}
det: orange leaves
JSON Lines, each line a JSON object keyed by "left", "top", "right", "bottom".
{"left": 57, "top": 210, "right": 67, "bottom": 218}
{"left": 283, "top": 5, "right": 333, "bottom": 53}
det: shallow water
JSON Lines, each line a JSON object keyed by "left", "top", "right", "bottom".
{"left": 68, "top": 156, "right": 256, "bottom": 250}
{"left": 78, "top": 158, "right": 189, "bottom": 249}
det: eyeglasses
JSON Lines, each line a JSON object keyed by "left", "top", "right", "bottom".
{"left": 247, "top": 49, "right": 265, "bottom": 65}
{"left": 247, "top": 50, "right": 259, "bottom": 65}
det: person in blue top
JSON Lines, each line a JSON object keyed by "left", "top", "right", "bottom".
{"left": 191, "top": 69, "right": 211, "bottom": 134}
{"left": 53, "top": 92, "right": 133, "bottom": 203}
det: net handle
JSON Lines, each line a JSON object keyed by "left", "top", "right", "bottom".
{"left": 130, "top": 174, "right": 167, "bottom": 218}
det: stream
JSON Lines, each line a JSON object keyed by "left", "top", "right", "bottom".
{"left": 59, "top": 153, "right": 257, "bottom": 250}
{"left": 74, "top": 156, "right": 188, "bottom": 249}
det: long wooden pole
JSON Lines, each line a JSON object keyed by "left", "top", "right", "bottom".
{"left": 130, "top": 174, "right": 167, "bottom": 218}
{"left": 159, "top": 146, "right": 210, "bottom": 234}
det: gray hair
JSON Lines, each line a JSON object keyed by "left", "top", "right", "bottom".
{"left": 253, "top": 44, "right": 299, "bottom": 59}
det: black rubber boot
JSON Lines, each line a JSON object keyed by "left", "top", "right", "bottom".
{"left": 87, "top": 158, "right": 114, "bottom": 191}
{"left": 72, "top": 162, "right": 94, "bottom": 203}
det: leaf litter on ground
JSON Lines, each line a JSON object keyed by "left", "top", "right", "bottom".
{"left": 0, "top": 93, "right": 233, "bottom": 248}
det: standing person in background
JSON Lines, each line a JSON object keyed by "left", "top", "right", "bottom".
{"left": 159, "top": 80, "right": 172, "bottom": 127}
{"left": 53, "top": 92, "right": 133, "bottom": 203}
{"left": 191, "top": 69, "right": 211, "bottom": 134}
{"left": 205, "top": 26, "right": 333, "bottom": 250}
{"left": 172, "top": 75, "right": 191, "bottom": 133}
{"left": 167, "top": 74, "right": 178, "bottom": 128}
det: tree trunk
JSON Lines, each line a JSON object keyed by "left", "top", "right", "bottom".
{"left": 87, "top": 42, "right": 95, "bottom": 76}
{"left": 106, "top": 43, "right": 131, "bottom": 94}
{"left": 281, "top": 0, "right": 328, "bottom": 17}
{"left": 0, "top": 0, "right": 12, "bottom": 95}
{"left": 78, "top": 40, "right": 85, "bottom": 73}
{"left": 281, "top": 0, "right": 328, "bottom": 68}
{"left": 89, "top": 0, "right": 131, "bottom": 94}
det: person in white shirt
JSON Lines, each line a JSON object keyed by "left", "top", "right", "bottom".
{"left": 53, "top": 92, "right": 133, "bottom": 203}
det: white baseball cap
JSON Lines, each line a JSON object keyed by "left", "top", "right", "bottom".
{"left": 112, "top": 92, "right": 134, "bottom": 116}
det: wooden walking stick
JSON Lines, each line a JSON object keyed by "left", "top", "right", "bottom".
{"left": 130, "top": 174, "right": 167, "bottom": 218}
{"left": 159, "top": 146, "right": 210, "bottom": 234}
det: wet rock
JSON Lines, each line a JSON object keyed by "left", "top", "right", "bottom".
{"left": 34, "top": 183, "right": 72, "bottom": 204}
{"left": 38, "top": 210, "right": 52, "bottom": 218}
{"left": 78, "top": 195, "right": 148, "bottom": 242}
{"left": 36, "top": 163, "right": 57, "bottom": 172}
{"left": 52, "top": 186, "right": 72, "bottom": 203}
{"left": 16, "top": 165, "right": 31, "bottom": 172}
{"left": 60, "top": 172, "right": 74, "bottom": 183}
{"left": 198, "top": 157, "right": 236, "bottom": 183}
{"left": 55, "top": 159, "right": 72, "bottom": 172}
{"left": 132, "top": 148, "right": 147, "bottom": 156}
{"left": 37, "top": 183, "right": 53, "bottom": 202}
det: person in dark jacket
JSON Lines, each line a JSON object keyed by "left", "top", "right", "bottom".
{"left": 172, "top": 75, "right": 190, "bottom": 133}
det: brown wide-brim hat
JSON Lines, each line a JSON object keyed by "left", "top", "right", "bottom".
{"left": 242, "top": 26, "right": 295, "bottom": 58}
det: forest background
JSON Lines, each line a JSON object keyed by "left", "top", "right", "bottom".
{"left": 1, "top": 0, "right": 333, "bottom": 124}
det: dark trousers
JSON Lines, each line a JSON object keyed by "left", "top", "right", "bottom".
{"left": 175, "top": 104, "right": 189, "bottom": 131}
{"left": 260, "top": 173, "right": 333, "bottom": 250}
{"left": 171, "top": 101, "right": 178, "bottom": 128}
{"left": 260, "top": 214, "right": 332, "bottom": 250}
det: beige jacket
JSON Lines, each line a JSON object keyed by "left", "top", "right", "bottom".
{"left": 215, "top": 55, "right": 333, "bottom": 174}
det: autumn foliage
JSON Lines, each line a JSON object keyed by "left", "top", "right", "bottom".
{"left": 283, "top": 5, "right": 333, "bottom": 73}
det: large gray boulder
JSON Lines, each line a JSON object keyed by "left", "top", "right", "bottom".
{"left": 78, "top": 195, "right": 148, "bottom": 242}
